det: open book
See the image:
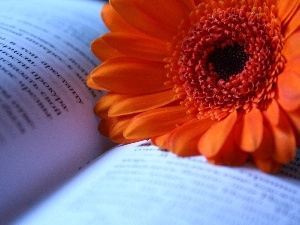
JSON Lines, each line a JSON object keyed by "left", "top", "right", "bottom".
{"left": 1, "top": 1, "right": 300, "bottom": 225}
{"left": 0, "top": 0, "right": 114, "bottom": 223}
{"left": 12, "top": 141, "right": 300, "bottom": 225}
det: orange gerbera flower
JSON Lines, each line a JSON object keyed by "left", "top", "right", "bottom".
{"left": 87, "top": 0, "right": 300, "bottom": 173}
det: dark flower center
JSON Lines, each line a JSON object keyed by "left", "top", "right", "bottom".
{"left": 208, "top": 43, "right": 249, "bottom": 80}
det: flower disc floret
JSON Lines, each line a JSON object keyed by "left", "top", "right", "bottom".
{"left": 166, "top": 2, "right": 285, "bottom": 120}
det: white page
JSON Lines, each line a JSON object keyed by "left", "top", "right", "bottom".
{"left": 14, "top": 140, "right": 300, "bottom": 225}
{"left": 0, "top": 0, "right": 113, "bottom": 222}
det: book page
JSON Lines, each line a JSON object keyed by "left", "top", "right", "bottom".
{"left": 0, "top": 0, "right": 113, "bottom": 222}
{"left": 14, "top": 141, "right": 300, "bottom": 225}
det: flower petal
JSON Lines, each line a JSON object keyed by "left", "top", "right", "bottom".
{"left": 198, "top": 111, "right": 237, "bottom": 158}
{"left": 86, "top": 74, "right": 106, "bottom": 90}
{"left": 282, "top": 31, "right": 300, "bottom": 61}
{"left": 207, "top": 133, "right": 249, "bottom": 166}
{"left": 250, "top": 125, "right": 284, "bottom": 173}
{"left": 124, "top": 106, "right": 191, "bottom": 139}
{"left": 128, "top": 0, "right": 194, "bottom": 30}
{"left": 277, "top": 59, "right": 300, "bottom": 111}
{"left": 151, "top": 133, "right": 170, "bottom": 150}
{"left": 89, "top": 57, "right": 170, "bottom": 95}
{"left": 109, "top": 90, "right": 177, "bottom": 116}
{"left": 101, "top": 33, "right": 169, "bottom": 61}
{"left": 101, "top": 4, "right": 140, "bottom": 33}
{"left": 252, "top": 125, "right": 274, "bottom": 160}
{"left": 263, "top": 99, "right": 280, "bottom": 126}
{"left": 234, "top": 108, "right": 263, "bottom": 152}
{"left": 110, "top": 0, "right": 177, "bottom": 40}
{"left": 164, "top": 118, "right": 216, "bottom": 157}
{"left": 98, "top": 119, "right": 110, "bottom": 137}
{"left": 284, "top": 108, "right": 300, "bottom": 146}
{"left": 91, "top": 37, "right": 124, "bottom": 62}
{"left": 100, "top": 116, "right": 139, "bottom": 143}
{"left": 264, "top": 107, "right": 296, "bottom": 164}
{"left": 94, "top": 93, "right": 128, "bottom": 119}
{"left": 281, "top": 6, "right": 300, "bottom": 39}
{"left": 277, "top": 0, "right": 300, "bottom": 32}
{"left": 252, "top": 159, "right": 282, "bottom": 174}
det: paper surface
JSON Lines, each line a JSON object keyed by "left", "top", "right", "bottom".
{"left": 14, "top": 141, "right": 300, "bottom": 225}
{"left": 0, "top": 0, "right": 112, "bottom": 222}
